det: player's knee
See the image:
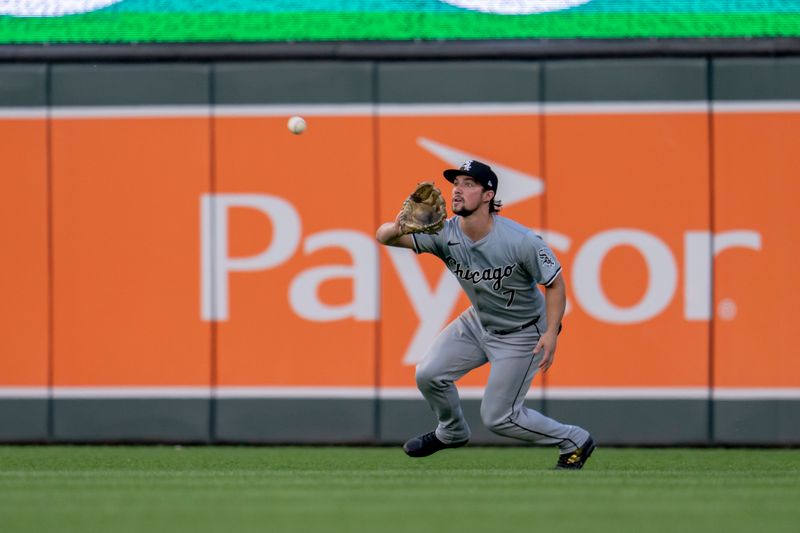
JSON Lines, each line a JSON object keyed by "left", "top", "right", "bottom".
{"left": 484, "top": 417, "right": 512, "bottom": 436}
{"left": 480, "top": 405, "right": 512, "bottom": 435}
{"left": 415, "top": 365, "right": 444, "bottom": 392}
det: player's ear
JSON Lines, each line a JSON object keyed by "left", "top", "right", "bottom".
{"left": 483, "top": 189, "right": 495, "bottom": 203}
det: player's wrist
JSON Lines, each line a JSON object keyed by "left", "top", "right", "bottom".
{"left": 377, "top": 222, "right": 400, "bottom": 244}
{"left": 389, "top": 221, "right": 404, "bottom": 239}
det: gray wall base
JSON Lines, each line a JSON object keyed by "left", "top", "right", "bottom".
{"left": 0, "top": 399, "right": 48, "bottom": 442}
{"left": 545, "top": 399, "right": 710, "bottom": 446}
{"left": 215, "top": 399, "right": 376, "bottom": 444}
{"left": 714, "top": 400, "right": 800, "bottom": 445}
{"left": 3, "top": 398, "right": 799, "bottom": 445}
{"left": 52, "top": 399, "right": 211, "bottom": 443}
{"left": 380, "top": 398, "right": 709, "bottom": 446}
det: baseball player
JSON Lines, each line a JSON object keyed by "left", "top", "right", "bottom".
{"left": 376, "top": 160, "right": 595, "bottom": 469}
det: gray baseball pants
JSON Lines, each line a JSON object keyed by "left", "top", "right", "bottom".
{"left": 415, "top": 308, "right": 589, "bottom": 453}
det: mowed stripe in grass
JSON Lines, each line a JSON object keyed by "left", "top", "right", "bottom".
{"left": 0, "top": 447, "right": 798, "bottom": 533}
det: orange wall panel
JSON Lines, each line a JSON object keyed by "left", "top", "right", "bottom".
{"left": 214, "top": 116, "right": 376, "bottom": 387}
{"left": 545, "top": 113, "right": 711, "bottom": 387}
{"left": 0, "top": 119, "right": 49, "bottom": 386}
{"left": 51, "top": 117, "right": 212, "bottom": 386}
{"left": 713, "top": 112, "right": 800, "bottom": 387}
{"left": 19, "top": 107, "right": 794, "bottom": 393}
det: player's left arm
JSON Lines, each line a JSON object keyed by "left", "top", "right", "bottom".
{"left": 534, "top": 273, "right": 566, "bottom": 372}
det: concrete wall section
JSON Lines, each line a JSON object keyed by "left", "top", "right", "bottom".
{"left": 0, "top": 65, "right": 50, "bottom": 441}
{"left": 711, "top": 58, "right": 800, "bottom": 445}
{"left": 49, "top": 64, "right": 213, "bottom": 442}
{"left": 211, "top": 61, "right": 378, "bottom": 443}
{"left": 0, "top": 59, "right": 796, "bottom": 445}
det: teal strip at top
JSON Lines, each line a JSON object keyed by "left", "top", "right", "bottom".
{"left": 103, "top": 0, "right": 800, "bottom": 14}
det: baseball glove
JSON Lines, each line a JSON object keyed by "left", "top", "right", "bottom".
{"left": 398, "top": 182, "right": 447, "bottom": 235}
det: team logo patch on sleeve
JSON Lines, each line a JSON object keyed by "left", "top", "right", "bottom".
{"left": 538, "top": 249, "right": 555, "bottom": 267}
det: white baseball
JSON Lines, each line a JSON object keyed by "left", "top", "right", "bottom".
{"left": 287, "top": 116, "right": 307, "bottom": 135}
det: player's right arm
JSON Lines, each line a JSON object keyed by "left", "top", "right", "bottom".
{"left": 376, "top": 213, "right": 415, "bottom": 249}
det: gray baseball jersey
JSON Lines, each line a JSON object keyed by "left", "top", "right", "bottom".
{"left": 411, "top": 215, "right": 562, "bottom": 333}
{"left": 409, "top": 215, "right": 587, "bottom": 452}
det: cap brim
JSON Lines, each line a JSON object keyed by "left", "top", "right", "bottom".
{"left": 443, "top": 168, "right": 473, "bottom": 183}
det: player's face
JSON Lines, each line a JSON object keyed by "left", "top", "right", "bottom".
{"left": 452, "top": 175, "right": 491, "bottom": 216}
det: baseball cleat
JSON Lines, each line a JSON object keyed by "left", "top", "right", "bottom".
{"left": 555, "top": 436, "right": 596, "bottom": 470}
{"left": 403, "top": 431, "right": 468, "bottom": 458}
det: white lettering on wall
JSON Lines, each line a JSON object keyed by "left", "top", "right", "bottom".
{"left": 201, "top": 194, "right": 301, "bottom": 321}
{"left": 572, "top": 229, "right": 677, "bottom": 324}
{"left": 684, "top": 230, "right": 763, "bottom": 320}
{"left": 385, "top": 248, "right": 463, "bottom": 365}
{"left": 200, "top": 194, "right": 764, "bottom": 362}
{"left": 289, "top": 230, "right": 378, "bottom": 322}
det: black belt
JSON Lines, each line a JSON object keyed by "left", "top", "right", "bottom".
{"left": 490, "top": 317, "right": 539, "bottom": 335}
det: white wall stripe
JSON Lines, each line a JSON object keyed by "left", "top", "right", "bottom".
{"left": 50, "top": 106, "right": 211, "bottom": 119}
{"left": 0, "top": 108, "right": 47, "bottom": 119}
{"left": 712, "top": 101, "right": 800, "bottom": 113}
{"left": 215, "top": 387, "right": 376, "bottom": 399}
{"left": 0, "top": 387, "right": 49, "bottom": 398}
{"left": 9, "top": 100, "right": 798, "bottom": 121}
{"left": 543, "top": 101, "right": 709, "bottom": 115}
{"left": 377, "top": 103, "right": 540, "bottom": 116}
{"left": 2, "top": 386, "right": 799, "bottom": 400}
{"left": 214, "top": 104, "right": 375, "bottom": 117}
{"left": 543, "top": 387, "right": 709, "bottom": 400}
{"left": 712, "top": 388, "right": 800, "bottom": 400}
{"left": 52, "top": 387, "right": 212, "bottom": 399}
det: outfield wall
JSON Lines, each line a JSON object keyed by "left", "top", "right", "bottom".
{"left": 1, "top": 58, "right": 799, "bottom": 445}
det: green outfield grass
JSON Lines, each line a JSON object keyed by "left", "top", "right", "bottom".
{"left": 1, "top": 446, "right": 798, "bottom": 533}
